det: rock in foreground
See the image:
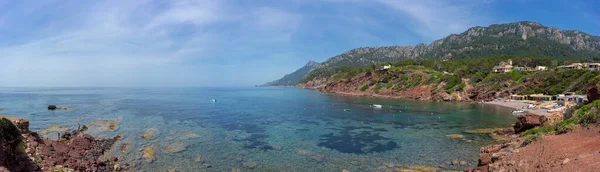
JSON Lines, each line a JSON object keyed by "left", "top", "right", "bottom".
{"left": 0, "top": 117, "right": 124, "bottom": 172}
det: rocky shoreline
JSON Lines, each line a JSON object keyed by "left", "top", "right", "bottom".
{"left": 0, "top": 116, "right": 127, "bottom": 172}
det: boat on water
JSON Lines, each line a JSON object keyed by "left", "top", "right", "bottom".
{"left": 373, "top": 104, "right": 383, "bottom": 109}
{"left": 344, "top": 109, "right": 352, "bottom": 112}
{"left": 512, "top": 110, "right": 524, "bottom": 114}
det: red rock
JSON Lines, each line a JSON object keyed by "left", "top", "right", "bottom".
{"left": 70, "top": 135, "right": 93, "bottom": 150}
{"left": 513, "top": 114, "right": 547, "bottom": 133}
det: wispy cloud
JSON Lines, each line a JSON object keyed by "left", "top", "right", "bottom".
{"left": 375, "top": 0, "right": 490, "bottom": 39}
{"left": 0, "top": 0, "right": 595, "bottom": 86}
{"left": 0, "top": 0, "right": 302, "bottom": 86}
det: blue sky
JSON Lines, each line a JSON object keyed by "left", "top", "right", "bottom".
{"left": 0, "top": 0, "right": 598, "bottom": 87}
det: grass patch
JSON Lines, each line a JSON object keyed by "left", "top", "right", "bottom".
{"left": 373, "top": 83, "right": 384, "bottom": 93}
{"left": 359, "top": 84, "right": 369, "bottom": 92}
{"left": 520, "top": 125, "right": 554, "bottom": 137}
{"left": 573, "top": 100, "right": 600, "bottom": 126}
{"left": 521, "top": 134, "right": 539, "bottom": 147}
{"left": 385, "top": 82, "right": 393, "bottom": 89}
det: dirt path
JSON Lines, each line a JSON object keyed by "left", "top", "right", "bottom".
{"left": 506, "top": 126, "right": 600, "bottom": 172}
{"left": 471, "top": 125, "right": 600, "bottom": 172}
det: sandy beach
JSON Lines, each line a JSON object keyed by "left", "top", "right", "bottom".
{"left": 485, "top": 100, "right": 551, "bottom": 116}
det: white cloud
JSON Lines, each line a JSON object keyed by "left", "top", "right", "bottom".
{"left": 376, "top": 0, "right": 489, "bottom": 39}
{"left": 0, "top": 0, "right": 302, "bottom": 86}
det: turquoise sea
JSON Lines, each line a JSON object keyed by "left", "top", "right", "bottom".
{"left": 0, "top": 87, "right": 515, "bottom": 171}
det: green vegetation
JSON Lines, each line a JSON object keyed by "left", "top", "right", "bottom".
{"left": 573, "top": 100, "right": 600, "bottom": 126}
{"left": 373, "top": 83, "right": 384, "bottom": 93}
{"left": 520, "top": 125, "right": 554, "bottom": 136}
{"left": 521, "top": 134, "right": 539, "bottom": 147}
{"left": 359, "top": 84, "right": 369, "bottom": 92}
{"left": 0, "top": 117, "right": 21, "bottom": 142}
{"left": 385, "top": 82, "right": 393, "bottom": 89}
{"left": 302, "top": 55, "right": 599, "bottom": 99}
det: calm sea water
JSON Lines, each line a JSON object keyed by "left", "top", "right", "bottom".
{"left": 0, "top": 87, "right": 515, "bottom": 171}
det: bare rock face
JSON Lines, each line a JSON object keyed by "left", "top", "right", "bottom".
{"left": 586, "top": 85, "right": 600, "bottom": 103}
{"left": 0, "top": 117, "right": 40, "bottom": 172}
{"left": 513, "top": 114, "right": 547, "bottom": 133}
{"left": 1, "top": 116, "right": 123, "bottom": 172}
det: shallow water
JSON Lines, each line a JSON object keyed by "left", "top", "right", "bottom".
{"left": 0, "top": 87, "right": 515, "bottom": 171}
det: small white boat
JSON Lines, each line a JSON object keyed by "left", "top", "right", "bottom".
{"left": 512, "top": 110, "right": 524, "bottom": 114}
{"left": 373, "top": 104, "right": 383, "bottom": 109}
{"left": 211, "top": 99, "right": 217, "bottom": 103}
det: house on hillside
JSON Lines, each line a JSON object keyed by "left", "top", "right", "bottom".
{"left": 585, "top": 63, "right": 600, "bottom": 71}
{"left": 558, "top": 63, "right": 584, "bottom": 69}
{"left": 492, "top": 60, "right": 513, "bottom": 73}
{"left": 514, "top": 67, "right": 532, "bottom": 71}
{"left": 535, "top": 66, "right": 547, "bottom": 71}
{"left": 380, "top": 65, "right": 391, "bottom": 70}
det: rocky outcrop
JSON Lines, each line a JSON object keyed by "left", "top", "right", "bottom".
{"left": 586, "top": 85, "right": 600, "bottom": 103}
{"left": 0, "top": 117, "right": 125, "bottom": 172}
{"left": 513, "top": 114, "right": 547, "bottom": 133}
{"left": 0, "top": 117, "right": 39, "bottom": 172}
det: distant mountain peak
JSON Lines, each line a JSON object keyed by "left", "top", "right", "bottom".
{"left": 261, "top": 60, "right": 321, "bottom": 86}
{"left": 306, "top": 60, "right": 320, "bottom": 67}
{"left": 268, "top": 21, "right": 600, "bottom": 86}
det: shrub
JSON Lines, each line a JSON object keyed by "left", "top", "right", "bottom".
{"left": 520, "top": 125, "right": 554, "bottom": 136}
{"left": 374, "top": 83, "right": 384, "bottom": 93}
{"left": 456, "top": 82, "right": 466, "bottom": 91}
{"left": 359, "top": 84, "right": 369, "bottom": 92}
{"left": 442, "top": 75, "right": 462, "bottom": 92}
{"left": 385, "top": 83, "right": 393, "bottom": 89}
{"left": 574, "top": 100, "right": 600, "bottom": 126}
{"left": 521, "top": 134, "right": 539, "bottom": 147}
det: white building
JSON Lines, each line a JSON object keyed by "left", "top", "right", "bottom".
{"left": 535, "top": 66, "right": 547, "bottom": 71}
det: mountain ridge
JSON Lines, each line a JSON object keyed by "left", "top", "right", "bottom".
{"left": 265, "top": 21, "right": 600, "bottom": 86}
{"left": 261, "top": 60, "right": 320, "bottom": 86}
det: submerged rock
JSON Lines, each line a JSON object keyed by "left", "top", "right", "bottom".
{"left": 194, "top": 156, "right": 204, "bottom": 163}
{"left": 143, "top": 146, "right": 156, "bottom": 163}
{"left": 40, "top": 125, "right": 71, "bottom": 134}
{"left": 141, "top": 128, "right": 158, "bottom": 140}
{"left": 446, "top": 134, "right": 465, "bottom": 139}
{"left": 89, "top": 119, "right": 119, "bottom": 131}
{"left": 242, "top": 162, "right": 257, "bottom": 169}
{"left": 464, "top": 128, "right": 504, "bottom": 134}
{"left": 184, "top": 131, "right": 200, "bottom": 139}
{"left": 165, "top": 142, "right": 188, "bottom": 153}
{"left": 401, "top": 165, "right": 439, "bottom": 172}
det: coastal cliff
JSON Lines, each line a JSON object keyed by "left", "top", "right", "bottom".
{"left": 298, "top": 61, "right": 600, "bottom": 102}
